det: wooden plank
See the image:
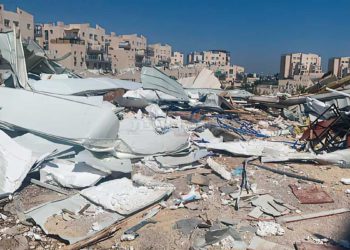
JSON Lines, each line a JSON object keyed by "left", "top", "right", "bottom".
{"left": 278, "top": 208, "right": 350, "bottom": 224}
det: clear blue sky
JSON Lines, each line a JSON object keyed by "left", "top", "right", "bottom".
{"left": 2, "top": 0, "right": 350, "bottom": 74}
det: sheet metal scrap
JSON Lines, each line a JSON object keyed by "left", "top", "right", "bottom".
{"left": 289, "top": 184, "right": 334, "bottom": 204}
{"left": 300, "top": 104, "right": 350, "bottom": 153}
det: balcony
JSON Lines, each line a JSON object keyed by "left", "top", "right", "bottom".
{"left": 50, "top": 38, "right": 85, "bottom": 45}
{"left": 87, "top": 45, "right": 105, "bottom": 54}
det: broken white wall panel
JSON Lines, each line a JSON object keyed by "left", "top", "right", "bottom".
{"left": 80, "top": 178, "right": 173, "bottom": 215}
{"left": 40, "top": 160, "right": 107, "bottom": 188}
{"left": 25, "top": 194, "right": 124, "bottom": 244}
{"left": 141, "top": 67, "right": 189, "bottom": 102}
{"left": 75, "top": 150, "right": 132, "bottom": 174}
{"left": 0, "top": 130, "right": 37, "bottom": 197}
{"left": 262, "top": 148, "right": 350, "bottom": 167}
{"left": 205, "top": 140, "right": 295, "bottom": 157}
{"left": 29, "top": 77, "right": 141, "bottom": 96}
{"left": 0, "top": 88, "right": 119, "bottom": 151}
{"left": 116, "top": 117, "right": 189, "bottom": 156}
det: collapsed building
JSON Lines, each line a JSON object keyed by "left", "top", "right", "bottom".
{"left": 0, "top": 30, "right": 350, "bottom": 250}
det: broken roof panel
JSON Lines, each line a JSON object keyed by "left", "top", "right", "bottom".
{"left": 29, "top": 77, "right": 141, "bottom": 96}
{"left": 141, "top": 67, "right": 189, "bottom": 102}
{"left": 25, "top": 194, "right": 124, "bottom": 244}
{"left": 0, "top": 88, "right": 119, "bottom": 151}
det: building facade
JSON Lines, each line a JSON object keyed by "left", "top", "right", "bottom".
{"left": 328, "top": 57, "right": 350, "bottom": 78}
{"left": 203, "top": 50, "right": 230, "bottom": 66}
{"left": 170, "top": 51, "right": 184, "bottom": 66}
{"left": 0, "top": 4, "right": 34, "bottom": 41}
{"left": 106, "top": 33, "right": 147, "bottom": 72}
{"left": 35, "top": 22, "right": 110, "bottom": 72}
{"left": 280, "top": 53, "right": 323, "bottom": 79}
{"left": 146, "top": 43, "right": 172, "bottom": 66}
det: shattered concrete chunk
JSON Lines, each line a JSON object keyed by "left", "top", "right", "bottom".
{"left": 206, "top": 158, "right": 231, "bottom": 180}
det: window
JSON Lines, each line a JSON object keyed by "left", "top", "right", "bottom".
{"left": 27, "top": 23, "right": 31, "bottom": 30}
{"left": 50, "top": 30, "right": 53, "bottom": 34}
{"left": 13, "top": 21, "right": 19, "bottom": 27}
{"left": 4, "top": 19, "right": 10, "bottom": 27}
{"left": 82, "top": 32, "right": 85, "bottom": 37}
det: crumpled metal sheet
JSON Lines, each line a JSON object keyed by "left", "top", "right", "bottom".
{"left": 155, "top": 149, "right": 209, "bottom": 168}
{"left": 0, "top": 88, "right": 119, "bottom": 151}
{"left": 141, "top": 67, "right": 189, "bottom": 102}
{"left": 13, "top": 133, "right": 80, "bottom": 159}
{"left": 25, "top": 194, "right": 124, "bottom": 244}
{"left": 116, "top": 117, "right": 189, "bottom": 156}
{"left": 29, "top": 77, "right": 142, "bottom": 96}
{"left": 75, "top": 150, "right": 132, "bottom": 174}
{"left": 0, "top": 30, "right": 28, "bottom": 88}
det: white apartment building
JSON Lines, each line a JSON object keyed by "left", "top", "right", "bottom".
{"left": 280, "top": 53, "right": 323, "bottom": 79}
{"left": 328, "top": 57, "right": 350, "bottom": 78}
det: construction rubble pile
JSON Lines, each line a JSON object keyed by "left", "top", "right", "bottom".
{"left": 0, "top": 30, "right": 350, "bottom": 250}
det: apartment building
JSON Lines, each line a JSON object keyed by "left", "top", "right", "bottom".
{"left": 35, "top": 22, "right": 110, "bottom": 72}
{"left": 106, "top": 33, "right": 147, "bottom": 72}
{"left": 187, "top": 51, "right": 204, "bottom": 64}
{"left": 220, "top": 65, "right": 244, "bottom": 82}
{"left": 280, "top": 53, "right": 323, "bottom": 79}
{"left": 0, "top": 4, "right": 34, "bottom": 41}
{"left": 188, "top": 50, "right": 230, "bottom": 66}
{"left": 328, "top": 57, "right": 350, "bottom": 78}
{"left": 170, "top": 51, "right": 184, "bottom": 66}
{"left": 203, "top": 50, "right": 230, "bottom": 66}
{"left": 146, "top": 43, "right": 172, "bottom": 66}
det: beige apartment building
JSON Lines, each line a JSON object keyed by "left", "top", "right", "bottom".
{"left": 170, "top": 51, "right": 184, "bottom": 66}
{"left": 328, "top": 57, "right": 350, "bottom": 78}
{"left": 188, "top": 50, "right": 230, "bottom": 66}
{"left": 106, "top": 33, "right": 147, "bottom": 72}
{"left": 219, "top": 64, "right": 244, "bottom": 82}
{"left": 0, "top": 4, "right": 34, "bottom": 41}
{"left": 280, "top": 53, "right": 323, "bottom": 79}
{"left": 35, "top": 22, "right": 110, "bottom": 72}
{"left": 203, "top": 50, "right": 230, "bottom": 66}
{"left": 147, "top": 43, "right": 172, "bottom": 66}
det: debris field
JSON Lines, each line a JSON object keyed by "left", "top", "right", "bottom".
{"left": 0, "top": 30, "right": 350, "bottom": 250}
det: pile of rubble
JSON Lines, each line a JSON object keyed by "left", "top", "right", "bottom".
{"left": 0, "top": 30, "right": 350, "bottom": 250}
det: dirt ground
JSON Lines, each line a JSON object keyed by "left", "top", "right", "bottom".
{"left": 1, "top": 157, "right": 349, "bottom": 250}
